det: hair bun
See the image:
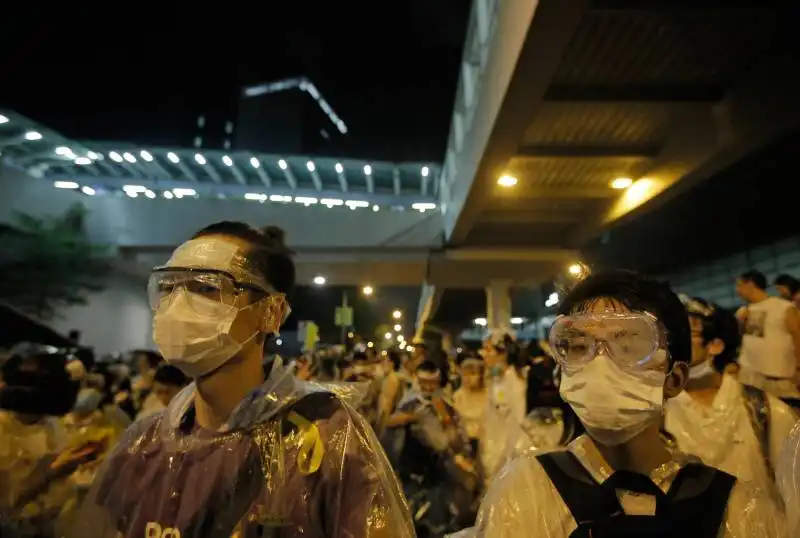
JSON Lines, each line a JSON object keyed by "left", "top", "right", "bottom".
{"left": 260, "top": 226, "right": 291, "bottom": 252}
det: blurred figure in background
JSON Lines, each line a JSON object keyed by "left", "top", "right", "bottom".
{"left": 128, "top": 349, "right": 164, "bottom": 417}
{"left": 135, "top": 364, "right": 188, "bottom": 421}
{"left": 452, "top": 350, "right": 487, "bottom": 456}
{"left": 775, "top": 273, "right": 800, "bottom": 308}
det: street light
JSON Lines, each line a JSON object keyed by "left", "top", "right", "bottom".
{"left": 384, "top": 332, "right": 392, "bottom": 340}
{"left": 362, "top": 285, "right": 374, "bottom": 296}
{"left": 313, "top": 275, "right": 326, "bottom": 286}
{"left": 511, "top": 317, "right": 524, "bottom": 325}
{"left": 392, "top": 309, "right": 402, "bottom": 320}
{"left": 347, "top": 332, "right": 354, "bottom": 339}
{"left": 474, "top": 317, "right": 488, "bottom": 326}
{"left": 397, "top": 335, "right": 405, "bottom": 342}
{"left": 568, "top": 264, "right": 583, "bottom": 276}
{"left": 393, "top": 324, "right": 402, "bottom": 332}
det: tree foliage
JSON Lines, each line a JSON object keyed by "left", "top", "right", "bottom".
{"left": 0, "top": 203, "right": 110, "bottom": 320}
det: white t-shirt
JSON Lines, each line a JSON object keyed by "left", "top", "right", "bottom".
{"left": 665, "top": 375, "right": 799, "bottom": 500}
{"left": 739, "top": 297, "right": 796, "bottom": 378}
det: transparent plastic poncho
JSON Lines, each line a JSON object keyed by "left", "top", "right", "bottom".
{"left": 465, "top": 436, "right": 788, "bottom": 538}
{"left": 778, "top": 421, "right": 800, "bottom": 537}
{"left": 480, "top": 368, "right": 527, "bottom": 480}
{"left": 67, "top": 359, "right": 414, "bottom": 538}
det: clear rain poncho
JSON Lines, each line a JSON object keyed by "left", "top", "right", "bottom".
{"left": 462, "top": 435, "right": 788, "bottom": 538}
{"left": 664, "top": 373, "right": 799, "bottom": 503}
{"left": 67, "top": 358, "right": 414, "bottom": 538}
{"left": 480, "top": 368, "right": 527, "bottom": 480}
{"left": 777, "top": 421, "right": 800, "bottom": 537}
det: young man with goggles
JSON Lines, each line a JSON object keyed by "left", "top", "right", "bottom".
{"left": 469, "top": 270, "right": 787, "bottom": 538}
{"left": 69, "top": 221, "right": 413, "bottom": 538}
{"left": 664, "top": 296, "right": 798, "bottom": 504}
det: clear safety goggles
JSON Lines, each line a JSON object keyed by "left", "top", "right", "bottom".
{"left": 147, "top": 267, "right": 278, "bottom": 313}
{"left": 548, "top": 312, "right": 668, "bottom": 372}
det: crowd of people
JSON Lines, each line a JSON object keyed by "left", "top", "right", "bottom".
{"left": 0, "top": 220, "right": 799, "bottom": 537}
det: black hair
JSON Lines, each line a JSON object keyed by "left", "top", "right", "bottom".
{"left": 153, "top": 364, "right": 189, "bottom": 387}
{"left": 687, "top": 299, "right": 741, "bottom": 372}
{"left": 192, "top": 222, "right": 296, "bottom": 295}
{"left": 775, "top": 274, "right": 800, "bottom": 295}
{"left": 386, "top": 350, "right": 402, "bottom": 371}
{"left": 739, "top": 270, "right": 767, "bottom": 291}
{"left": 416, "top": 359, "right": 441, "bottom": 376}
{"left": 132, "top": 349, "right": 163, "bottom": 369}
{"left": 455, "top": 350, "right": 482, "bottom": 367}
{"left": 558, "top": 269, "right": 691, "bottom": 366}
{"left": 0, "top": 343, "right": 80, "bottom": 416}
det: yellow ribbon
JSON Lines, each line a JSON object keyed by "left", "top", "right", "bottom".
{"left": 287, "top": 411, "right": 324, "bottom": 475}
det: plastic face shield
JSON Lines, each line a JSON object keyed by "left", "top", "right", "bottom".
{"left": 549, "top": 312, "right": 667, "bottom": 373}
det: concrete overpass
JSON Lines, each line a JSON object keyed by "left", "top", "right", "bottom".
{"left": 418, "top": 0, "right": 800, "bottom": 339}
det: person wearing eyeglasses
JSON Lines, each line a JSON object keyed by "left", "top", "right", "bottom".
{"left": 468, "top": 270, "right": 786, "bottom": 538}
{"left": 69, "top": 222, "right": 412, "bottom": 538}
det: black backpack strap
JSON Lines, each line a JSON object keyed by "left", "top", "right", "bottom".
{"left": 667, "top": 463, "right": 737, "bottom": 538}
{"left": 537, "top": 452, "right": 623, "bottom": 526}
{"left": 742, "top": 385, "right": 774, "bottom": 481}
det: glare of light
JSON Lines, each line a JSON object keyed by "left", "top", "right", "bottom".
{"left": 497, "top": 175, "right": 517, "bottom": 187}
{"left": 421, "top": 166, "right": 429, "bottom": 177}
{"left": 363, "top": 164, "right": 372, "bottom": 175}
{"left": 81, "top": 186, "right": 96, "bottom": 196}
{"left": 511, "top": 317, "right": 524, "bottom": 325}
{"left": 384, "top": 332, "right": 392, "bottom": 340}
{"left": 474, "top": 317, "right": 487, "bottom": 327}
{"left": 345, "top": 200, "right": 369, "bottom": 209}
{"left": 397, "top": 335, "right": 405, "bottom": 342}
{"left": 313, "top": 275, "right": 326, "bottom": 286}
{"left": 123, "top": 185, "right": 146, "bottom": 193}
{"left": 624, "top": 178, "right": 654, "bottom": 204}
{"left": 74, "top": 157, "right": 92, "bottom": 165}
{"left": 321, "top": 198, "right": 343, "bottom": 207}
{"left": 122, "top": 152, "right": 136, "bottom": 163}
{"left": 144, "top": 189, "right": 156, "bottom": 199}
{"left": 362, "top": 285, "right": 374, "bottom": 296}
{"left": 140, "top": 150, "right": 153, "bottom": 162}
{"left": 278, "top": 159, "right": 288, "bottom": 170}
{"left": 393, "top": 324, "right": 402, "bottom": 332}
{"left": 0, "top": 114, "right": 8, "bottom": 124}
{"left": 306, "top": 160, "right": 316, "bottom": 172}
{"left": 250, "top": 157, "right": 260, "bottom": 168}
{"left": 125, "top": 190, "right": 138, "bottom": 198}
{"left": 411, "top": 202, "right": 436, "bottom": 212}
{"left": 347, "top": 331, "right": 354, "bottom": 339}
{"left": 372, "top": 204, "right": 379, "bottom": 212}
{"left": 335, "top": 162, "right": 344, "bottom": 174}
{"left": 55, "top": 146, "right": 72, "bottom": 156}
{"left": 54, "top": 181, "right": 79, "bottom": 189}
{"left": 108, "top": 151, "right": 123, "bottom": 163}
{"left": 194, "top": 153, "right": 206, "bottom": 165}
{"left": 610, "top": 177, "right": 633, "bottom": 190}
{"left": 167, "top": 152, "right": 180, "bottom": 163}
{"left": 173, "top": 188, "right": 196, "bottom": 197}
{"left": 294, "top": 196, "right": 318, "bottom": 206}
{"left": 222, "top": 155, "right": 233, "bottom": 167}
{"left": 163, "top": 191, "right": 174, "bottom": 199}
{"left": 545, "top": 292, "right": 559, "bottom": 308}
{"left": 245, "top": 193, "right": 267, "bottom": 201}
{"left": 275, "top": 338, "right": 283, "bottom": 346}
{"left": 24, "top": 131, "right": 42, "bottom": 141}
{"left": 87, "top": 151, "right": 100, "bottom": 160}
{"left": 270, "top": 194, "right": 292, "bottom": 202}
{"left": 367, "top": 341, "right": 374, "bottom": 348}
{"left": 568, "top": 264, "right": 583, "bottom": 276}
{"left": 399, "top": 342, "right": 406, "bottom": 350}
{"left": 392, "top": 309, "right": 402, "bottom": 319}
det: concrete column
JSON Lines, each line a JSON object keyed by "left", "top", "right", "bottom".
{"left": 486, "top": 280, "right": 513, "bottom": 338}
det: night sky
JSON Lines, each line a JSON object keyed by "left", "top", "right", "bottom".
{"left": 1, "top": 2, "right": 470, "bottom": 162}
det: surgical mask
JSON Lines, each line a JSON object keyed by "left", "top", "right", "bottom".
{"left": 560, "top": 354, "right": 667, "bottom": 446}
{"left": 153, "top": 291, "right": 258, "bottom": 378}
{"left": 74, "top": 388, "right": 103, "bottom": 414}
{"left": 689, "top": 360, "right": 716, "bottom": 380}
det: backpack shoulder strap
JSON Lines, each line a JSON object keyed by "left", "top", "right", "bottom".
{"left": 537, "top": 451, "right": 623, "bottom": 526}
{"left": 667, "top": 463, "right": 737, "bottom": 538}
{"left": 741, "top": 384, "right": 774, "bottom": 480}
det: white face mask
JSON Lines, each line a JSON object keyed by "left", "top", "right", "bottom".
{"left": 689, "top": 360, "right": 716, "bottom": 380}
{"left": 152, "top": 291, "right": 259, "bottom": 378}
{"left": 559, "top": 354, "right": 667, "bottom": 446}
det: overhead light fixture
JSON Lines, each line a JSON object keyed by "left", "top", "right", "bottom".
{"left": 611, "top": 177, "right": 633, "bottom": 189}
{"left": 109, "top": 151, "right": 123, "bottom": 163}
{"left": 393, "top": 324, "right": 402, "bottom": 332}
{"left": 245, "top": 193, "right": 267, "bottom": 202}
{"left": 163, "top": 191, "right": 174, "bottom": 199}
{"left": 511, "top": 317, "right": 524, "bottom": 325}
{"left": 87, "top": 151, "right": 100, "bottom": 160}
{"left": 411, "top": 202, "right": 436, "bottom": 212}
{"left": 497, "top": 175, "right": 517, "bottom": 187}
{"left": 421, "top": 166, "right": 429, "bottom": 177}
{"left": 122, "top": 152, "right": 137, "bottom": 163}
{"left": 173, "top": 187, "right": 196, "bottom": 197}
{"left": 306, "top": 161, "right": 316, "bottom": 172}
{"left": 335, "top": 162, "right": 344, "bottom": 174}
{"left": 144, "top": 189, "right": 156, "bottom": 199}
{"left": 269, "top": 194, "right": 292, "bottom": 202}
{"left": 167, "top": 152, "right": 180, "bottom": 163}
{"left": 568, "top": 263, "right": 583, "bottom": 276}
{"left": 74, "top": 157, "right": 91, "bottom": 165}
{"left": 222, "top": 155, "right": 233, "bottom": 167}
{"left": 362, "top": 285, "right": 374, "bottom": 296}
{"left": 372, "top": 205, "right": 379, "bottom": 212}
{"left": 313, "top": 275, "right": 326, "bottom": 286}
{"left": 194, "top": 153, "right": 206, "bottom": 165}
{"left": 278, "top": 159, "right": 288, "bottom": 170}
{"left": 474, "top": 317, "right": 487, "bottom": 327}
{"left": 294, "top": 196, "right": 318, "bottom": 206}
{"left": 0, "top": 114, "right": 8, "bottom": 124}
{"left": 363, "top": 164, "right": 372, "bottom": 175}
{"left": 81, "top": 186, "right": 96, "bottom": 196}
{"left": 392, "top": 310, "right": 402, "bottom": 319}
{"left": 54, "top": 181, "right": 79, "bottom": 189}
{"left": 55, "top": 146, "right": 72, "bottom": 156}
{"left": 545, "top": 292, "right": 559, "bottom": 308}
{"left": 384, "top": 332, "right": 392, "bottom": 340}
{"left": 140, "top": 150, "right": 154, "bottom": 162}
{"left": 321, "top": 198, "right": 343, "bottom": 207}
{"left": 250, "top": 157, "right": 260, "bottom": 168}
{"left": 24, "top": 131, "right": 42, "bottom": 141}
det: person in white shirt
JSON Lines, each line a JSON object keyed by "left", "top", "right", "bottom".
{"left": 735, "top": 270, "right": 800, "bottom": 398}
{"left": 452, "top": 351, "right": 487, "bottom": 455}
{"left": 469, "top": 270, "right": 787, "bottom": 538}
{"left": 665, "top": 296, "right": 798, "bottom": 503}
